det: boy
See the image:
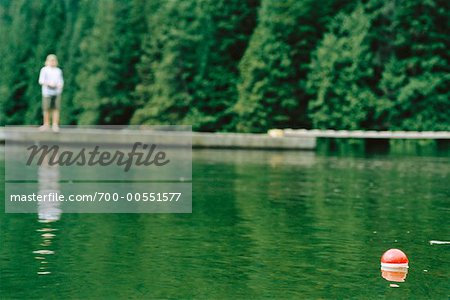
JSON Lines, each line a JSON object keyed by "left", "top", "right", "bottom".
{"left": 38, "top": 54, "right": 64, "bottom": 132}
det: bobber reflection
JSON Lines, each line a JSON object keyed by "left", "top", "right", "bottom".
{"left": 381, "top": 266, "right": 408, "bottom": 282}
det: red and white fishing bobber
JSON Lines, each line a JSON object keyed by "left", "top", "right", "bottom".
{"left": 381, "top": 249, "right": 409, "bottom": 269}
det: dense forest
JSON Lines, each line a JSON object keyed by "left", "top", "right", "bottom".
{"left": 0, "top": 0, "right": 448, "bottom": 132}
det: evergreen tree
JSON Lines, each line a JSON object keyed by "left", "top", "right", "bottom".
{"left": 57, "top": 0, "right": 95, "bottom": 125}
{"left": 24, "top": 0, "right": 66, "bottom": 124}
{"left": 307, "top": 4, "right": 377, "bottom": 129}
{"left": 0, "top": 1, "right": 9, "bottom": 124}
{"left": 377, "top": 0, "right": 450, "bottom": 130}
{"left": 184, "top": 0, "right": 259, "bottom": 131}
{"left": 308, "top": 0, "right": 449, "bottom": 130}
{"left": 234, "top": 0, "right": 353, "bottom": 132}
{"left": 131, "top": 0, "right": 208, "bottom": 127}
{"left": 130, "top": 1, "right": 163, "bottom": 125}
{"left": 132, "top": 0, "right": 259, "bottom": 131}
{"left": 0, "top": 0, "right": 45, "bottom": 125}
{"left": 74, "top": 0, "right": 146, "bottom": 125}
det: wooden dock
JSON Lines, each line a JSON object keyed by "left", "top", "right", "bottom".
{"left": 1, "top": 127, "right": 448, "bottom": 150}
{"left": 282, "top": 129, "right": 450, "bottom": 139}
{"left": 0, "top": 127, "right": 316, "bottom": 150}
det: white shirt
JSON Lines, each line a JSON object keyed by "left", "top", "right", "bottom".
{"left": 39, "top": 66, "right": 64, "bottom": 96}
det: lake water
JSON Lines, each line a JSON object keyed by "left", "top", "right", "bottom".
{"left": 1, "top": 145, "right": 449, "bottom": 299}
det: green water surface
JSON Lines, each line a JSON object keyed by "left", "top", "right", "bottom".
{"left": 1, "top": 147, "right": 449, "bottom": 299}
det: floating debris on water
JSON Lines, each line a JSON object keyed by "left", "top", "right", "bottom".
{"left": 41, "top": 233, "right": 55, "bottom": 238}
{"left": 429, "top": 240, "right": 450, "bottom": 245}
{"left": 389, "top": 284, "right": 400, "bottom": 288}
{"left": 37, "top": 228, "right": 58, "bottom": 232}
{"left": 37, "top": 271, "right": 51, "bottom": 275}
{"left": 33, "top": 250, "right": 54, "bottom": 255}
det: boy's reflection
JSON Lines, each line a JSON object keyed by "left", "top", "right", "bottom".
{"left": 33, "top": 153, "right": 61, "bottom": 275}
{"left": 37, "top": 153, "right": 61, "bottom": 222}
